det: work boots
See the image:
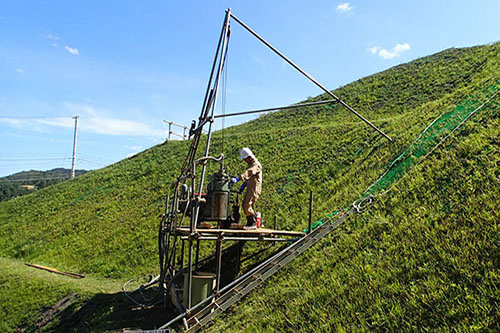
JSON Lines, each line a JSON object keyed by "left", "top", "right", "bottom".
{"left": 245, "top": 215, "right": 257, "bottom": 229}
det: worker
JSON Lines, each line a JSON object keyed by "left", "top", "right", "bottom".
{"left": 231, "top": 147, "right": 262, "bottom": 228}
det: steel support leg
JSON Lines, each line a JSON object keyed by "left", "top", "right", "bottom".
{"left": 215, "top": 234, "right": 223, "bottom": 292}
{"left": 308, "top": 190, "right": 313, "bottom": 233}
{"left": 195, "top": 239, "right": 200, "bottom": 270}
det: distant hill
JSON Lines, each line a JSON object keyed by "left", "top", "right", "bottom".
{"left": 1, "top": 42, "right": 499, "bottom": 331}
{"left": 0, "top": 168, "right": 87, "bottom": 202}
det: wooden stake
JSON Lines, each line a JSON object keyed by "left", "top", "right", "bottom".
{"left": 25, "top": 263, "right": 85, "bottom": 279}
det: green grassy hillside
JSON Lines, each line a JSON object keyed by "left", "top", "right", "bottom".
{"left": 1, "top": 42, "right": 499, "bottom": 331}
{"left": 0, "top": 168, "right": 87, "bottom": 202}
{"left": 210, "top": 92, "right": 500, "bottom": 331}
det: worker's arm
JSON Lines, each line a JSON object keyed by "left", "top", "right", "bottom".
{"left": 239, "top": 163, "right": 260, "bottom": 181}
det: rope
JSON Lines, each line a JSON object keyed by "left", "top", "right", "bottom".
{"left": 352, "top": 195, "right": 374, "bottom": 213}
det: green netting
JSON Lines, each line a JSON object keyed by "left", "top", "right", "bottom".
{"left": 303, "top": 211, "right": 338, "bottom": 233}
{"left": 365, "top": 80, "right": 500, "bottom": 196}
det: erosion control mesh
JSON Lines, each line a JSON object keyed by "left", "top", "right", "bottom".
{"left": 365, "top": 80, "right": 500, "bottom": 196}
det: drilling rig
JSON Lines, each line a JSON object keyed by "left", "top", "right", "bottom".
{"left": 130, "top": 8, "right": 392, "bottom": 331}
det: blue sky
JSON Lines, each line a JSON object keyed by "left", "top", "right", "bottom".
{"left": 1, "top": 1, "right": 499, "bottom": 177}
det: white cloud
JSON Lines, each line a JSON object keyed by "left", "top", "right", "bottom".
{"left": 16, "top": 68, "right": 25, "bottom": 75}
{"left": 0, "top": 104, "right": 167, "bottom": 140}
{"left": 64, "top": 103, "right": 166, "bottom": 138}
{"left": 0, "top": 118, "right": 22, "bottom": 126}
{"left": 40, "top": 32, "right": 59, "bottom": 40}
{"left": 127, "top": 152, "right": 138, "bottom": 158}
{"left": 36, "top": 117, "right": 75, "bottom": 129}
{"left": 39, "top": 32, "right": 60, "bottom": 49}
{"left": 367, "top": 43, "right": 411, "bottom": 59}
{"left": 82, "top": 117, "right": 162, "bottom": 137}
{"left": 250, "top": 52, "right": 266, "bottom": 66}
{"left": 126, "top": 146, "right": 143, "bottom": 158}
{"left": 64, "top": 46, "right": 79, "bottom": 55}
{"left": 394, "top": 43, "right": 411, "bottom": 53}
{"left": 367, "top": 46, "right": 380, "bottom": 54}
{"left": 0, "top": 117, "right": 53, "bottom": 133}
{"left": 337, "top": 2, "right": 354, "bottom": 12}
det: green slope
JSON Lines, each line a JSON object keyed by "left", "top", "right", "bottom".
{"left": 0, "top": 168, "right": 87, "bottom": 202}
{"left": 1, "top": 42, "right": 499, "bottom": 331}
{"left": 210, "top": 97, "right": 500, "bottom": 331}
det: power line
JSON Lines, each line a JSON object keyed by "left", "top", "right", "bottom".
{"left": 78, "top": 153, "right": 114, "bottom": 164}
{"left": 0, "top": 177, "right": 71, "bottom": 183}
{"left": 1, "top": 153, "right": 65, "bottom": 156}
{"left": 0, "top": 157, "right": 70, "bottom": 161}
{"left": 76, "top": 158, "right": 107, "bottom": 166}
{"left": 0, "top": 115, "right": 70, "bottom": 119}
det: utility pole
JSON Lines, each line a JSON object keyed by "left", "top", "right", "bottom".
{"left": 71, "top": 116, "right": 79, "bottom": 179}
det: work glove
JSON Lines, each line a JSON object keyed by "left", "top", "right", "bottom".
{"left": 230, "top": 177, "right": 240, "bottom": 183}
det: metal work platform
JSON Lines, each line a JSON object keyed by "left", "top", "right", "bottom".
{"left": 160, "top": 211, "right": 351, "bottom": 331}
{"left": 175, "top": 227, "right": 304, "bottom": 239}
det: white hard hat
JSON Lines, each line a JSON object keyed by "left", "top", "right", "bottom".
{"left": 240, "top": 147, "right": 254, "bottom": 160}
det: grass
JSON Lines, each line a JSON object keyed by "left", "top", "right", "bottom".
{"left": 0, "top": 41, "right": 499, "bottom": 330}
{"left": 0, "top": 257, "right": 122, "bottom": 332}
{"left": 208, "top": 104, "right": 500, "bottom": 331}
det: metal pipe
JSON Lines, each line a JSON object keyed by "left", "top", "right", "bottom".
{"left": 199, "top": 13, "right": 227, "bottom": 123}
{"left": 191, "top": 118, "right": 210, "bottom": 136}
{"left": 179, "top": 239, "right": 185, "bottom": 268}
{"left": 229, "top": 12, "right": 392, "bottom": 142}
{"left": 215, "top": 235, "right": 223, "bottom": 292}
{"left": 180, "top": 236, "right": 297, "bottom": 242}
{"left": 229, "top": 237, "right": 296, "bottom": 242}
{"left": 187, "top": 241, "right": 194, "bottom": 309}
{"left": 189, "top": 8, "right": 232, "bottom": 310}
{"left": 169, "top": 131, "right": 186, "bottom": 139}
{"left": 194, "top": 153, "right": 224, "bottom": 166}
{"left": 195, "top": 239, "right": 200, "bottom": 270}
{"left": 308, "top": 190, "right": 313, "bottom": 234}
{"left": 192, "top": 12, "right": 231, "bottom": 232}
{"left": 164, "top": 120, "right": 189, "bottom": 129}
{"left": 213, "top": 99, "right": 337, "bottom": 118}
